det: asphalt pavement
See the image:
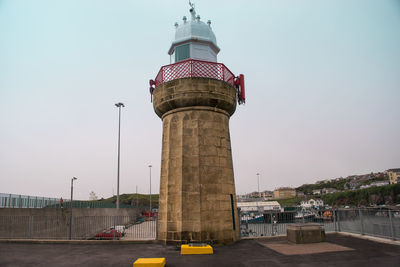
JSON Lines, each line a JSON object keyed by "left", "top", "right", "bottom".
{"left": 0, "top": 233, "right": 399, "bottom": 267}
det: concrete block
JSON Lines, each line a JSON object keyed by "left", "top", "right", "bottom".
{"left": 181, "top": 244, "right": 213, "bottom": 255}
{"left": 133, "top": 258, "right": 166, "bottom": 267}
{"left": 287, "top": 224, "right": 326, "bottom": 244}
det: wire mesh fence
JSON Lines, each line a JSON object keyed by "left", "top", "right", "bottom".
{"left": 1, "top": 207, "right": 398, "bottom": 241}
{"left": 239, "top": 207, "right": 400, "bottom": 240}
{"left": 337, "top": 208, "right": 400, "bottom": 240}
{"left": 0, "top": 215, "right": 157, "bottom": 240}
{"left": 0, "top": 193, "right": 147, "bottom": 209}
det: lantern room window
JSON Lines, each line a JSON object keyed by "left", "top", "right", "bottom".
{"left": 175, "top": 44, "right": 190, "bottom": 62}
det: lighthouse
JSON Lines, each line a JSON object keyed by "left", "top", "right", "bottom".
{"left": 149, "top": 3, "right": 245, "bottom": 245}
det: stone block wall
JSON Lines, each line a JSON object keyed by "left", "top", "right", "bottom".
{"left": 153, "top": 78, "right": 239, "bottom": 244}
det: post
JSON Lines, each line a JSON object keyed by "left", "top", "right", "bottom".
{"left": 113, "top": 216, "right": 116, "bottom": 240}
{"left": 156, "top": 213, "right": 159, "bottom": 240}
{"left": 333, "top": 209, "right": 337, "bottom": 232}
{"left": 149, "top": 164, "right": 152, "bottom": 216}
{"left": 256, "top": 173, "right": 260, "bottom": 198}
{"left": 115, "top": 102, "right": 125, "bottom": 210}
{"left": 359, "top": 208, "right": 364, "bottom": 235}
{"left": 70, "top": 177, "right": 77, "bottom": 240}
{"left": 389, "top": 209, "right": 395, "bottom": 240}
{"left": 337, "top": 209, "right": 341, "bottom": 232}
{"left": 28, "top": 215, "right": 33, "bottom": 239}
{"left": 270, "top": 213, "right": 274, "bottom": 236}
{"left": 238, "top": 208, "right": 242, "bottom": 240}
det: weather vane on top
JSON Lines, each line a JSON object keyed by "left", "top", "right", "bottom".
{"left": 189, "top": 1, "right": 195, "bottom": 10}
{"left": 189, "top": 1, "right": 197, "bottom": 20}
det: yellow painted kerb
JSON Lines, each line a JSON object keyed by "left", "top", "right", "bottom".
{"left": 133, "top": 257, "right": 166, "bottom": 267}
{"left": 181, "top": 244, "right": 214, "bottom": 255}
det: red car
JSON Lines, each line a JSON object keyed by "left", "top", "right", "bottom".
{"left": 95, "top": 229, "right": 121, "bottom": 240}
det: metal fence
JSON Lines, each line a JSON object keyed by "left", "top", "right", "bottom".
{"left": 0, "top": 193, "right": 145, "bottom": 209}
{"left": 0, "top": 193, "right": 60, "bottom": 208}
{"left": 0, "top": 215, "right": 157, "bottom": 240}
{"left": 154, "top": 59, "right": 235, "bottom": 87}
{"left": 240, "top": 207, "right": 400, "bottom": 240}
{"left": 1, "top": 207, "right": 398, "bottom": 241}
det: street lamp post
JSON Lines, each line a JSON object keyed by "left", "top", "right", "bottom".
{"left": 256, "top": 173, "right": 260, "bottom": 198}
{"left": 149, "top": 164, "right": 152, "bottom": 215}
{"left": 69, "top": 177, "right": 77, "bottom": 240}
{"left": 115, "top": 102, "right": 125, "bottom": 209}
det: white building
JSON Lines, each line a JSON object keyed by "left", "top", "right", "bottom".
{"left": 312, "top": 189, "right": 321, "bottom": 195}
{"left": 300, "top": 199, "right": 324, "bottom": 209}
{"left": 237, "top": 201, "right": 281, "bottom": 213}
{"left": 370, "top": 181, "right": 389, "bottom": 187}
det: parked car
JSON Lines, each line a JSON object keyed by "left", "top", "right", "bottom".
{"left": 95, "top": 229, "right": 121, "bottom": 240}
{"left": 110, "top": 225, "right": 126, "bottom": 236}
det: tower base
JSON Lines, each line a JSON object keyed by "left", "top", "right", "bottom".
{"left": 153, "top": 78, "right": 239, "bottom": 245}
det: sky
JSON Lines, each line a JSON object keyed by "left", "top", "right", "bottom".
{"left": 0, "top": 0, "right": 399, "bottom": 200}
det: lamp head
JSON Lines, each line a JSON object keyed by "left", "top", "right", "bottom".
{"left": 115, "top": 102, "right": 125, "bottom": 107}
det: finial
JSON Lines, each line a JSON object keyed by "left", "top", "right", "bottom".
{"left": 189, "top": 1, "right": 196, "bottom": 20}
{"left": 207, "top": 20, "right": 211, "bottom": 27}
{"left": 183, "top": 16, "right": 187, "bottom": 23}
{"left": 174, "top": 22, "right": 178, "bottom": 28}
{"left": 189, "top": 1, "right": 195, "bottom": 10}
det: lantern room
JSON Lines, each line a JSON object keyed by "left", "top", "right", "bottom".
{"left": 168, "top": 4, "right": 220, "bottom": 63}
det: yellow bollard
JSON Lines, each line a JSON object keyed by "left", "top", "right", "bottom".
{"left": 181, "top": 244, "right": 213, "bottom": 255}
{"left": 133, "top": 258, "right": 166, "bottom": 267}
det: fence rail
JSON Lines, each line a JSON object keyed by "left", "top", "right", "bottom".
{"left": 0, "top": 207, "right": 398, "bottom": 241}
{"left": 240, "top": 207, "right": 400, "bottom": 241}
{"left": 154, "top": 59, "right": 235, "bottom": 87}
{"left": 0, "top": 193, "right": 145, "bottom": 209}
{"left": 0, "top": 215, "right": 157, "bottom": 240}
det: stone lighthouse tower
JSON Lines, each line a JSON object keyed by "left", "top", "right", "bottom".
{"left": 149, "top": 3, "right": 245, "bottom": 245}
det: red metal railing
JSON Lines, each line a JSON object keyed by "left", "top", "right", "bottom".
{"left": 154, "top": 59, "right": 235, "bottom": 87}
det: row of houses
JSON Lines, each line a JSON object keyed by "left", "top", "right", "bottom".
{"left": 239, "top": 168, "right": 400, "bottom": 200}
{"left": 238, "top": 187, "right": 297, "bottom": 200}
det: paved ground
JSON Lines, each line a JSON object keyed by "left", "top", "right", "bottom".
{"left": 0, "top": 234, "right": 399, "bottom": 267}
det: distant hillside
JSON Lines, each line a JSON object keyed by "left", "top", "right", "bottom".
{"left": 96, "top": 193, "right": 159, "bottom": 208}
{"left": 321, "top": 183, "right": 400, "bottom": 207}
{"left": 296, "top": 179, "right": 347, "bottom": 194}
{"left": 296, "top": 172, "right": 388, "bottom": 194}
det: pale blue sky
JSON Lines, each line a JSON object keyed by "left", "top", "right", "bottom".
{"left": 1, "top": 0, "right": 399, "bottom": 200}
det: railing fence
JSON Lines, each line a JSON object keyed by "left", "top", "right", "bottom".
{"left": 154, "top": 59, "right": 235, "bottom": 87}
{"left": 0, "top": 215, "right": 157, "bottom": 240}
{"left": 239, "top": 207, "right": 400, "bottom": 241}
{"left": 1, "top": 207, "right": 398, "bottom": 241}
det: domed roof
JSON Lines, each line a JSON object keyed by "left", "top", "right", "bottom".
{"left": 168, "top": 5, "right": 220, "bottom": 55}
{"left": 174, "top": 19, "right": 217, "bottom": 46}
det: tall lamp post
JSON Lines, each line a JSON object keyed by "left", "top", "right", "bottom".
{"left": 115, "top": 102, "right": 125, "bottom": 209}
{"left": 256, "top": 173, "right": 260, "bottom": 198}
{"left": 149, "top": 164, "right": 152, "bottom": 215}
{"left": 70, "top": 177, "right": 77, "bottom": 240}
